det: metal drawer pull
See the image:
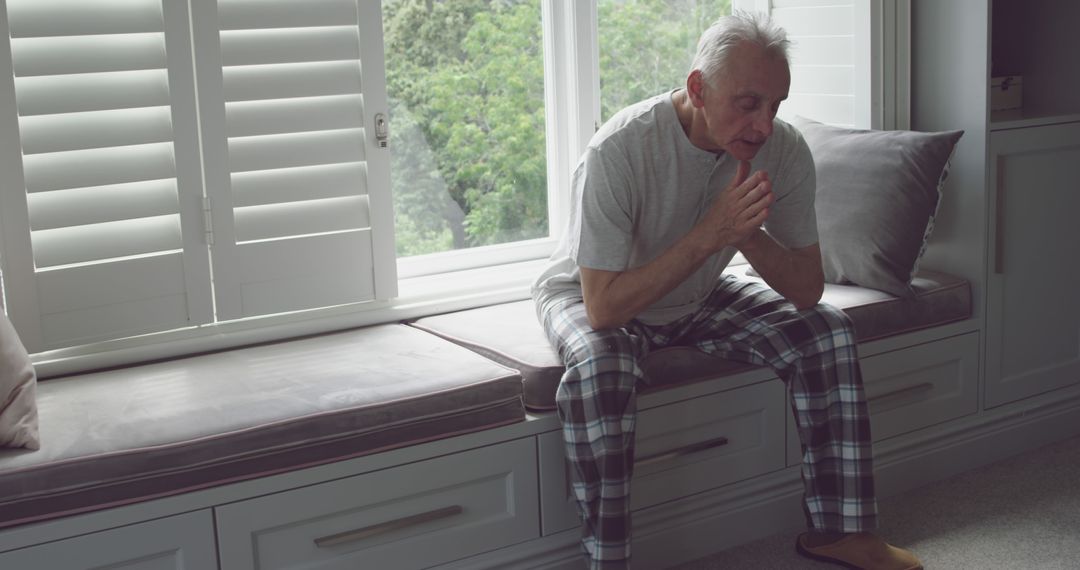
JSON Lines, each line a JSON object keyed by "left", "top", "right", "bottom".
{"left": 635, "top": 436, "right": 730, "bottom": 467}
{"left": 868, "top": 382, "right": 934, "bottom": 403}
{"left": 313, "top": 505, "right": 464, "bottom": 548}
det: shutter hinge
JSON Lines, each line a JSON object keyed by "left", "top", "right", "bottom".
{"left": 202, "top": 196, "right": 214, "bottom": 245}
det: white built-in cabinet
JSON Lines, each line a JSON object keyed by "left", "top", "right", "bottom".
{"left": 982, "top": 0, "right": 1080, "bottom": 407}
{"left": 913, "top": 0, "right": 1080, "bottom": 409}
{"left": 986, "top": 122, "right": 1080, "bottom": 407}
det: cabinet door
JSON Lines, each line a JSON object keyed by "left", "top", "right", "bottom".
{"left": 986, "top": 121, "right": 1080, "bottom": 407}
{"left": 0, "top": 510, "right": 217, "bottom": 570}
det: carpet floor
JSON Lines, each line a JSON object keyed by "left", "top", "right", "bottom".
{"left": 670, "top": 434, "right": 1080, "bottom": 569}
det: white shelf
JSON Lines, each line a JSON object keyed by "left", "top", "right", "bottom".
{"left": 990, "top": 110, "right": 1080, "bottom": 131}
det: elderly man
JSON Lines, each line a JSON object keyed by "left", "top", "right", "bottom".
{"left": 532, "top": 12, "right": 923, "bottom": 570}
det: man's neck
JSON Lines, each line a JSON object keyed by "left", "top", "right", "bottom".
{"left": 671, "top": 88, "right": 724, "bottom": 157}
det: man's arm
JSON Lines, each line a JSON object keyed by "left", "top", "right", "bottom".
{"left": 582, "top": 161, "right": 773, "bottom": 329}
{"left": 739, "top": 231, "right": 824, "bottom": 310}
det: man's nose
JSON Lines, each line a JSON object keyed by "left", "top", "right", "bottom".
{"left": 754, "top": 109, "right": 774, "bottom": 138}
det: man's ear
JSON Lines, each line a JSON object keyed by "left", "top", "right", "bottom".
{"left": 686, "top": 70, "right": 707, "bottom": 108}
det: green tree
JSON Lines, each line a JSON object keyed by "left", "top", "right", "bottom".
{"left": 385, "top": 0, "right": 546, "bottom": 255}
{"left": 599, "top": 0, "right": 731, "bottom": 120}
{"left": 384, "top": 0, "right": 731, "bottom": 257}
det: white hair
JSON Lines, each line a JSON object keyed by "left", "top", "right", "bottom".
{"left": 690, "top": 11, "right": 791, "bottom": 87}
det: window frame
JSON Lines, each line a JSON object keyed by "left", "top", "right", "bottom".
{"left": 2, "top": 0, "right": 908, "bottom": 379}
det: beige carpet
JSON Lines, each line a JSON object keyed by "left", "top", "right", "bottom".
{"left": 670, "top": 434, "right": 1080, "bottom": 569}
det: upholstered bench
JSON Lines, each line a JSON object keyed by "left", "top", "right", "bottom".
{"left": 0, "top": 325, "right": 523, "bottom": 530}
{"left": 410, "top": 269, "right": 972, "bottom": 411}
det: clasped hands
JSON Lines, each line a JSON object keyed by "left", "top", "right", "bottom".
{"left": 693, "top": 160, "right": 773, "bottom": 252}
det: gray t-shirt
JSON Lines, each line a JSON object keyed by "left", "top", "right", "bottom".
{"left": 533, "top": 90, "right": 817, "bottom": 325}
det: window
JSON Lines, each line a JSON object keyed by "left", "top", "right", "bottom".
{"left": 0, "top": 0, "right": 904, "bottom": 375}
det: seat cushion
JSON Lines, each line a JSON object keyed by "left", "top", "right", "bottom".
{"left": 0, "top": 324, "right": 523, "bottom": 530}
{"left": 409, "top": 269, "right": 971, "bottom": 411}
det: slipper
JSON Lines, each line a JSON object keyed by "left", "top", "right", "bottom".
{"left": 795, "top": 532, "right": 923, "bottom": 570}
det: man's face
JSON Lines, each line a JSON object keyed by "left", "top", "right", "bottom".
{"left": 693, "top": 41, "right": 790, "bottom": 160}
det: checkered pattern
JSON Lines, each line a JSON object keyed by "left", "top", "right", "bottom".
{"left": 539, "top": 275, "right": 878, "bottom": 569}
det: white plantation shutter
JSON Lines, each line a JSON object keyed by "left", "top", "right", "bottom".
{"left": 0, "top": 0, "right": 212, "bottom": 352}
{"left": 191, "top": 0, "right": 396, "bottom": 320}
{"left": 0, "top": 0, "right": 396, "bottom": 354}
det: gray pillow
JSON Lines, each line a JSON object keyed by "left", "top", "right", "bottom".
{"left": 0, "top": 310, "right": 39, "bottom": 450}
{"left": 792, "top": 116, "right": 963, "bottom": 298}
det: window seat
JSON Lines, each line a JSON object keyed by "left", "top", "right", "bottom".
{"left": 410, "top": 269, "right": 972, "bottom": 411}
{"left": 0, "top": 269, "right": 970, "bottom": 534}
{"left": 0, "top": 325, "right": 523, "bottom": 530}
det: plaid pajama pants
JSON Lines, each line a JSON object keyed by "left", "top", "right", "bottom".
{"left": 539, "top": 274, "right": 878, "bottom": 569}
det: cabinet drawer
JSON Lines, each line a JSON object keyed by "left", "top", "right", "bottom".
{"left": 216, "top": 437, "right": 538, "bottom": 570}
{"left": 863, "top": 332, "right": 979, "bottom": 441}
{"left": 787, "top": 332, "right": 980, "bottom": 465}
{"left": 0, "top": 510, "right": 217, "bottom": 570}
{"left": 540, "top": 380, "right": 787, "bottom": 535}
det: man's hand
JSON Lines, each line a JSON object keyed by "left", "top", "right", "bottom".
{"left": 691, "top": 160, "right": 774, "bottom": 252}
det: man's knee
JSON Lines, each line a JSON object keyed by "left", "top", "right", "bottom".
{"left": 803, "top": 303, "right": 856, "bottom": 344}
{"left": 557, "top": 329, "right": 642, "bottom": 400}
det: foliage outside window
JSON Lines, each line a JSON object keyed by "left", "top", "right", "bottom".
{"left": 384, "top": 0, "right": 732, "bottom": 258}
{"left": 599, "top": 0, "right": 732, "bottom": 121}
{"left": 384, "top": 0, "right": 548, "bottom": 257}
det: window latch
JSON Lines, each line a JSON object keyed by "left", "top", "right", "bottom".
{"left": 375, "top": 113, "right": 389, "bottom": 148}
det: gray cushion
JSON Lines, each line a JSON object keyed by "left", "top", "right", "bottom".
{"left": 792, "top": 115, "right": 964, "bottom": 298}
{"left": 0, "top": 325, "right": 523, "bottom": 529}
{"left": 0, "top": 311, "right": 38, "bottom": 450}
{"left": 410, "top": 270, "right": 971, "bottom": 411}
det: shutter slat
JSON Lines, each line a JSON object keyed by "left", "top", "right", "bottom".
{"left": 218, "top": 0, "right": 357, "bottom": 31}
{"left": 772, "top": 6, "right": 853, "bottom": 37}
{"left": 28, "top": 179, "right": 179, "bottom": 231}
{"left": 19, "top": 107, "right": 173, "bottom": 155}
{"left": 7, "top": 0, "right": 162, "bottom": 38}
{"left": 223, "top": 61, "right": 362, "bottom": 102}
{"left": 778, "top": 94, "right": 853, "bottom": 126}
{"left": 789, "top": 66, "right": 854, "bottom": 96}
{"left": 783, "top": 36, "right": 853, "bottom": 66}
{"left": 32, "top": 215, "right": 183, "bottom": 268}
{"left": 22, "top": 142, "right": 177, "bottom": 193}
{"left": 15, "top": 69, "right": 171, "bottom": 116}
{"left": 234, "top": 195, "right": 370, "bottom": 243}
{"left": 11, "top": 33, "right": 166, "bottom": 77}
{"left": 226, "top": 95, "right": 363, "bottom": 138}
{"left": 221, "top": 26, "right": 360, "bottom": 67}
{"left": 231, "top": 162, "right": 367, "bottom": 208}
{"left": 227, "top": 128, "right": 365, "bottom": 173}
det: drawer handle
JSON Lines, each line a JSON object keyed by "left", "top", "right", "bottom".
{"left": 635, "top": 436, "right": 730, "bottom": 467}
{"left": 868, "top": 382, "right": 934, "bottom": 403}
{"left": 313, "top": 505, "right": 464, "bottom": 548}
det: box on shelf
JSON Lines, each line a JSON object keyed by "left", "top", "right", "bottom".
{"left": 990, "top": 76, "right": 1023, "bottom": 111}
